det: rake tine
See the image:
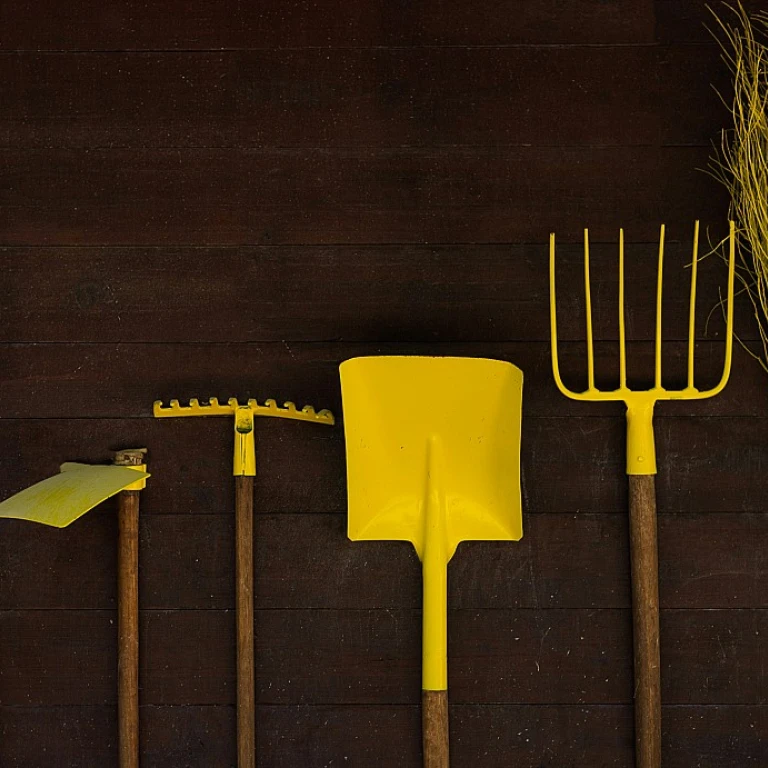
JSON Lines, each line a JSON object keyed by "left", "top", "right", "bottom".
{"left": 655, "top": 224, "right": 666, "bottom": 389}
{"left": 619, "top": 228, "right": 627, "bottom": 388}
{"left": 584, "top": 228, "right": 595, "bottom": 390}
{"left": 688, "top": 221, "right": 700, "bottom": 389}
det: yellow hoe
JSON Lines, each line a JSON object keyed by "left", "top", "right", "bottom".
{"left": 0, "top": 452, "right": 149, "bottom": 768}
{"left": 340, "top": 356, "right": 523, "bottom": 768}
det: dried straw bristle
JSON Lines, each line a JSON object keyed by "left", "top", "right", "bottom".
{"left": 708, "top": 3, "right": 768, "bottom": 370}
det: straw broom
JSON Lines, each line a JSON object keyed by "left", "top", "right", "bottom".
{"left": 708, "top": 2, "right": 768, "bottom": 369}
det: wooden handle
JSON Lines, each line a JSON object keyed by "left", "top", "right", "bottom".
{"left": 236, "top": 475, "right": 256, "bottom": 768}
{"left": 118, "top": 488, "right": 140, "bottom": 768}
{"left": 422, "top": 690, "right": 449, "bottom": 768}
{"left": 628, "top": 474, "right": 662, "bottom": 768}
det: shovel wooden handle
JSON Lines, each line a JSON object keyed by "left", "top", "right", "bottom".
{"left": 236, "top": 475, "right": 256, "bottom": 768}
{"left": 423, "top": 690, "right": 449, "bottom": 767}
{"left": 628, "top": 474, "right": 661, "bottom": 768}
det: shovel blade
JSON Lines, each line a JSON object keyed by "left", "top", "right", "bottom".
{"left": 340, "top": 356, "right": 523, "bottom": 561}
{"left": 0, "top": 464, "right": 150, "bottom": 528}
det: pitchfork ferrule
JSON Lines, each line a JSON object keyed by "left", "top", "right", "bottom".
{"left": 626, "top": 397, "right": 657, "bottom": 475}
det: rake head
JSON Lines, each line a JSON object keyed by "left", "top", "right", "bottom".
{"left": 153, "top": 396, "right": 334, "bottom": 424}
{"left": 153, "top": 397, "right": 334, "bottom": 476}
{"left": 549, "top": 221, "right": 736, "bottom": 473}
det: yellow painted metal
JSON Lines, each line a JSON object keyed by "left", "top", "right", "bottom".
{"left": 550, "top": 220, "right": 736, "bottom": 475}
{"left": 121, "top": 463, "right": 148, "bottom": 491}
{"left": 234, "top": 407, "right": 256, "bottom": 476}
{"left": 153, "top": 397, "right": 334, "bottom": 476}
{"left": 340, "top": 356, "right": 523, "bottom": 691}
{"left": 0, "top": 463, "right": 151, "bottom": 528}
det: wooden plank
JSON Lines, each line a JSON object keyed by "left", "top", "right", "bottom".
{"left": 655, "top": 0, "right": 766, "bottom": 44}
{"left": 0, "top": 47, "right": 724, "bottom": 149}
{"left": 0, "top": 338, "right": 756, "bottom": 421}
{"left": 1, "top": 703, "right": 765, "bottom": 768}
{"left": 2, "top": 702, "right": 764, "bottom": 768}
{"left": 1, "top": 513, "right": 766, "bottom": 611}
{"left": 0, "top": 608, "right": 764, "bottom": 706}
{"left": 0, "top": 146, "right": 726, "bottom": 245}
{"left": 0, "top": 705, "right": 235, "bottom": 767}
{"left": 0, "top": 410, "right": 764, "bottom": 516}
{"left": 0, "top": 1, "right": 655, "bottom": 51}
{"left": 0, "top": 238, "right": 745, "bottom": 343}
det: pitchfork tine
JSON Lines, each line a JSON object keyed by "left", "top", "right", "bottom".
{"left": 655, "top": 224, "right": 665, "bottom": 389}
{"left": 584, "top": 228, "right": 595, "bottom": 390}
{"left": 619, "top": 228, "right": 627, "bottom": 388}
{"left": 688, "top": 221, "right": 700, "bottom": 389}
{"left": 698, "top": 219, "right": 736, "bottom": 397}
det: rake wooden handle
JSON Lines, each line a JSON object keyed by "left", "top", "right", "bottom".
{"left": 628, "top": 474, "right": 662, "bottom": 768}
{"left": 422, "top": 690, "right": 449, "bottom": 768}
{"left": 236, "top": 475, "right": 256, "bottom": 768}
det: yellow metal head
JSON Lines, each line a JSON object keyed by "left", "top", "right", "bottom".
{"left": 0, "top": 463, "right": 150, "bottom": 528}
{"left": 340, "top": 356, "right": 523, "bottom": 560}
{"left": 153, "top": 397, "right": 334, "bottom": 476}
{"left": 550, "top": 221, "right": 736, "bottom": 474}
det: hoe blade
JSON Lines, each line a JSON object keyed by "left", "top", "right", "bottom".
{"left": 340, "top": 356, "right": 523, "bottom": 561}
{"left": 0, "top": 463, "right": 150, "bottom": 528}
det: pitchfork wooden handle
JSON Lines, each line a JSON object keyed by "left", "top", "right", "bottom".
{"left": 422, "top": 690, "right": 449, "bottom": 767}
{"left": 236, "top": 475, "right": 256, "bottom": 768}
{"left": 628, "top": 475, "right": 662, "bottom": 768}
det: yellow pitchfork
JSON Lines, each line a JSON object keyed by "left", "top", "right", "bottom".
{"left": 549, "top": 221, "right": 736, "bottom": 768}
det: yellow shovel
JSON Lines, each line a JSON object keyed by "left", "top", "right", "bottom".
{"left": 339, "top": 356, "right": 523, "bottom": 768}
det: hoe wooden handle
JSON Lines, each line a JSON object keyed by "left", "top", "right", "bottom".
{"left": 118, "top": 489, "right": 140, "bottom": 768}
{"left": 422, "top": 690, "right": 449, "bottom": 768}
{"left": 628, "top": 475, "right": 662, "bottom": 768}
{"left": 236, "top": 476, "right": 256, "bottom": 768}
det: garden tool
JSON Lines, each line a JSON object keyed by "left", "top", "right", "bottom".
{"left": 339, "top": 356, "right": 523, "bottom": 768}
{"left": 0, "top": 450, "right": 149, "bottom": 768}
{"left": 0, "top": 460, "right": 148, "bottom": 528}
{"left": 549, "top": 221, "right": 735, "bottom": 768}
{"left": 153, "top": 397, "right": 333, "bottom": 768}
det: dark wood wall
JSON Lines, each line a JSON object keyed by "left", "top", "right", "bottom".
{"left": 1, "top": 1, "right": 766, "bottom": 765}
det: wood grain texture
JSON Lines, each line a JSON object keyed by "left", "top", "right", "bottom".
{"left": 0, "top": 239, "right": 744, "bottom": 343}
{"left": 0, "top": 0, "right": 655, "bottom": 50}
{"left": 117, "top": 491, "right": 140, "bottom": 768}
{"left": 0, "top": 513, "right": 767, "bottom": 612}
{"left": 0, "top": 0, "right": 763, "bottom": 763}
{"left": 0, "top": 47, "right": 726, "bottom": 149}
{"left": 114, "top": 449, "right": 145, "bottom": 768}
{"left": 235, "top": 476, "right": 256, "bottom": 768}
{"left": 0, "top": 703, "right": 764, "bottom": 767}
{"left": 628, "top": 475, "right": 661, "bottom": 768}
{"left": 655, "top": 0, "right": 767, "bottom": 43}
{"left": 0, "top": 340, "right": 755, "bottom": 422}
{"left": 0, "top": 412, "right": 768, "bottom": 518}
{"left": 422, "top": 690, "right": 449, "bottom": 768}
{"left": 0, "top": 146, "right": 726, "bottom": 245}
{"left": 0, "top": 608, "right": 766, "bottom": 707}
